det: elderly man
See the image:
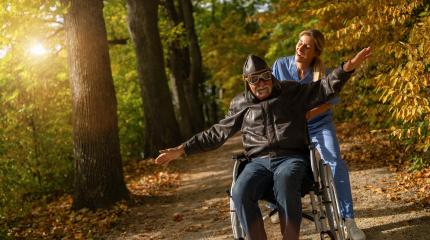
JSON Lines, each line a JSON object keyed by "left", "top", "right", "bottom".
{"left": 155, "top": 47, "right": 371, "bottom": 240}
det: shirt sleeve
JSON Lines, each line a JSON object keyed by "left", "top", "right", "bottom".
{"left": 272, "top": 59, "right": 282, "bottom": 80}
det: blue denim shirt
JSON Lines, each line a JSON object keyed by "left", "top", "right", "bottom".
{"left": 272, "top": 55, "right": 338, "bottom": 132}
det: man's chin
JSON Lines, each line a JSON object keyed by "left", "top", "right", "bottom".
{"left": 256, "top": 95, "right": 268, "bottom": 100}
{"left": 256, "top": 90, "right": 271, "bottom": 100}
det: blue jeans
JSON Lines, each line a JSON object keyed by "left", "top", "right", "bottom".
{"left": 309, "top": 119, "right": 354, "bottom": 219}
{"left": 231, "top": 155, "right": 311, "bottom": 240}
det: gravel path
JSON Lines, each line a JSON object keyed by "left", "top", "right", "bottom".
{"left": 108, "top": 126, "right": 430, "bottom": 240}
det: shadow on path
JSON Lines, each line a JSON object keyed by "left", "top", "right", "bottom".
{"left": 107, "top": 133, "right": 430, "bottom": 240}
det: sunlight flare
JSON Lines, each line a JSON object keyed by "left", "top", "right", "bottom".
{"left": 29, "top": 43, "right": 47, "bottom": 56}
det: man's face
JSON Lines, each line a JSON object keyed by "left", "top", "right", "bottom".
{"left": 245, "top": 70, "right": 273, "bottom": 100}
{"left": 295, "top": 35, "right": 317, "bottom": 63}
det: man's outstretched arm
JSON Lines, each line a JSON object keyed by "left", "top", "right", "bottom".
{"left": 155, "top": 95, "right": 247, "bottom": 166}
{"left": 300, "top": 47, "right": 372, "bottom": 110}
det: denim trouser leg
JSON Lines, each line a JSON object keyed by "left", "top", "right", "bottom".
{"left": 310, "top": 121, "right": 354, "bottom": 219}
{"left": 232, "top": 159, "right": 272, "bottom": 240}
{"left": 272, "top": 157, "right": 307, "bottom": 240}
{"left": 232, "top": 156, "right": 307, "bottom": 240}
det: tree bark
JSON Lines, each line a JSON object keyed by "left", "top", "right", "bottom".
{"left": 164, "top": 0, "right": 195, "bottom": 139}
{"left": 62, "top": 0, "right": 129, "bottom": 210}
{"left": 179, "top": 0, "right": 205, "bottom": 131}
{"left": 126, "top": 0, "right": 181, "bottom": 157}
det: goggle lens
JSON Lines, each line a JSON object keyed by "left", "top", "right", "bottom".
{"left": 245, "top": 71, "right": 272, "bottom": 85}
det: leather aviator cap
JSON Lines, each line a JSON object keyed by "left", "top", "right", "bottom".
{"left": 243, "top": 54, "right": 271, "bottom": 76}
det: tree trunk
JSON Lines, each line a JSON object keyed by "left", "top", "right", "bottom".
{"left": 126, "top": 0, "right": 181, "bottom": 157}
{"left": 164, "top": 0, "right": 194, "bottom": 139}
{"left": 62, "top": 0, "right": 129, "bottom": 210}
{"left": 179, "top": 0, "right": 205, "bottom": 131}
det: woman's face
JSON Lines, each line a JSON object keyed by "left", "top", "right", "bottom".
{"left": 295, "top": 35, "right": 318, "bottom": 64}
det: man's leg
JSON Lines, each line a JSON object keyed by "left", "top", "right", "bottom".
{"left": 272, "top": 156, "right": 307, "bottom": 240}
{"left": 231, "top": 158, "right": 272, "bottom": 240}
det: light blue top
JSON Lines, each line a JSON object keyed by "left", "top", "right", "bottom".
{"left": 272, "top": 55, "right": 338, "bottom": 132}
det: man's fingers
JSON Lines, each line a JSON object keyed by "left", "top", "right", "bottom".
{"left": 156, "top": 146, "right": 183, "bottom": 165}
{"left": 360, "top": 47, "right": 371, "bottom": 59}
{"left": 159, "top": 148, "right": 172, "bottom": 153}
{"left": 155, "top": 152, "right": 176, "bottom": 166}
{"left": 155, "top": 153, "right": 168, "bottom": 164}
{"left": 351, "top": 47, "right": 372, "bottom": 68}
{"left": 357, "top": 48, "right": 370, "bottom": 58}
{"left": 159, "top": 147, "right": 178, "bottom": 154}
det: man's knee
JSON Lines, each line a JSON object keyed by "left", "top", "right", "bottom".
{"left": 232, "top": 178, "right": 264, "bottom": 206}
{"left": 232, "top": 182, "right": 249, "bottom": 205}
{"left": 276, "top": 166, "right": 304, "bottom": 184}
{"left": 277, "top": 169, "right": 297, "bottom": 181}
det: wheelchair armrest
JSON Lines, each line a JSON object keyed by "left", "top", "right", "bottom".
{"left": 232, "top": 152, "right": 248, "bottom": 162}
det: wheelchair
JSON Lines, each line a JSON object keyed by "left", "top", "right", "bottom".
{"left": 228, "top": 143, "right": 347, "bottom": 240}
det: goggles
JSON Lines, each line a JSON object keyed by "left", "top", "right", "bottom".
{"left": 243, "top": 70, "right": 272, "bottom": 85}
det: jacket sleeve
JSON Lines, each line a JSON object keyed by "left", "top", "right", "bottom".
{"left": 289, "top": 64, "right": 353, "bottom": 111}
{"left": 183, "top": 95, "right": 246, "bottom": 155}
{"left": 325, "top": 68, "right": 340, "bottom": 105}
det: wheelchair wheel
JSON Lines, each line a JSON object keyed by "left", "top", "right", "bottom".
{"left": 321, "top": 163, "right": 346, "bottom": 240}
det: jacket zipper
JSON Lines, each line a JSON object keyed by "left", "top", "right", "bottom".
{"left": 262, "top": 101, "right": 273, "bottom": 152}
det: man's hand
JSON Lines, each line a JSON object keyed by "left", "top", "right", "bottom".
{"left": 343, "top": 47, "right": 372, "bottom": 72}
{"left": 155, "top": 145, "right": 185, "bottom": 165}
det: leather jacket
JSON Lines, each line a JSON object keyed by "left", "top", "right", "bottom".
{"left": 183, "top": 65, "right": 353, "bottom": 159}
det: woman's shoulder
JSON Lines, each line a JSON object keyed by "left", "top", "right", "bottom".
{"left": 274, "top": 55, "right": 295, "bottom": 66}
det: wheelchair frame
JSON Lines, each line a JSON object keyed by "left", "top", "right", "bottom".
{"left": 228, "top": 144, "right": 347, "bottom": 240}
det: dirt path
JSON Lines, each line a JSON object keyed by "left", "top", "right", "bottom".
{"left": 107, "top": 123, "right": 430, "bottom": 240}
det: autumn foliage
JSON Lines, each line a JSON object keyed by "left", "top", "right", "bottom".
{"left": 0, "top": 0, "right": 430, "bottom": 238}
{"left": 257, "top": 0, "right": 430, "bottom": 167}
{"left": 314, "top": 0, "right": 430, "bottom": 156}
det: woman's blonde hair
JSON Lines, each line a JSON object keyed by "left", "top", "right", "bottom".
{"left": 299, "top": 29, "right": 325, "bottom": 81}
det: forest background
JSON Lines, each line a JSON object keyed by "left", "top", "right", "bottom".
{"left": 0, "top": 0, "right": 429, "bottom": 238}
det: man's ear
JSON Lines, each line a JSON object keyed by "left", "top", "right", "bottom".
{"left": 244, "top": 81, "right": 250, "bottom": 91}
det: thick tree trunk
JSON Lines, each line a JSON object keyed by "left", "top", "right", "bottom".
{"left": 62, "top": 0, "right": 129, "bottom": 210}
{"left": 126, "top": 0, "right": 181, "bottom": 157}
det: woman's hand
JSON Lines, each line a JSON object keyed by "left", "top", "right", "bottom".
{"left": 306, "top": 102, "right": 332, "bottom": 120}
{"left": 343, "top": 47, "right": 372, "bottom": 72}
{"left": 155, "top": 145, "right": 185, "bottom": 165}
